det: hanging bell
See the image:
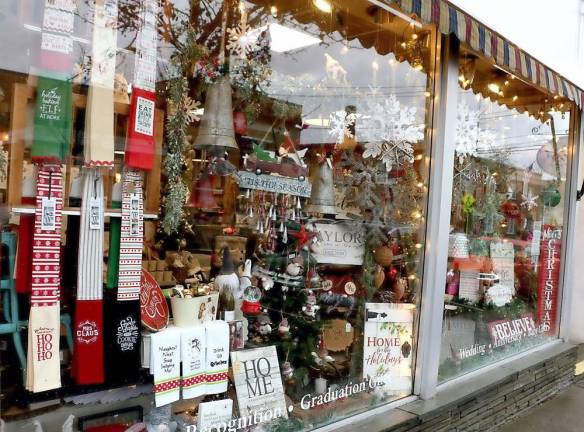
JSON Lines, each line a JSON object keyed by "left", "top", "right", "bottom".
{"left": 190, "top": 174, "right": 219, "bottom": 209}
{"left": 193, "top": 76, "right": 239, "bottom": 152}
{"left": 306, "top": 159, "right": 337, "bottom": 215}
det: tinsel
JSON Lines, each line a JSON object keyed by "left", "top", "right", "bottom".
{"left": 162, "top": 76, "right": 190, "bottom": 234}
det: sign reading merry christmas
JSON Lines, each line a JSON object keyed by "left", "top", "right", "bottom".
{"left": 537, "top": 225, "right": 562, "bottom": 335}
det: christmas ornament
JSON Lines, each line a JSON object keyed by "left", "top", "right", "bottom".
{"left": 278, "top": 317, "right": 291, "bottom": 336}
{"left": 190, "top": 172, "right": 219, "bottom": 209}
{"left": 241, "top": 285, "right": 262, "bottom": 315}
{"left": 302, "top": 292, "right": 320, "bottom": 318}
{"left": 373, "top": 244, "right": 394, "bottom": 267}
{"left": 358, "top": 94, "right": 424, "bottom": 171}
{"left": 306, "top": 157, "right": 337, "bottom": 214}
{"left": 238, "top": 259, "right": 253, "bottom": 299}
{"left": 193, "top": 76, "right": 239, "bottom": 151}
{"left": 521, "top": 190, "right": 539, "bottom": 211}
{"left": 543, "top": 187, "right": 561, "bottom": 207}
{"left": 448, "top": 233, "right": 469, "bottom": 258}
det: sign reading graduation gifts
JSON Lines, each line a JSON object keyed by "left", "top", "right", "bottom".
{"left": 231, "top": 346, "right": 288, "bottom": 419}
{"left": 363, "top": 303, "right": 414, "bottom": 396}
{"left": 312, "top": 223, "right": 365, "bottom": 265}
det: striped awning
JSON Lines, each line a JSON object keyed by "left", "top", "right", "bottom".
{"left": 392, "top": 0, "right": 584, "bottom": 108}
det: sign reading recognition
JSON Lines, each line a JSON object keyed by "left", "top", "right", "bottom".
{"left": 537, "top": 225, "right": 562, "bottom": 335}
{"left": 363, "top": 303, "right": 414, "bottom": 396}
{"left": 231, "top": 346, "right": 288, "bottom": 419}
{"left": 313, "top": 223, "right": 365, "bottom": 265}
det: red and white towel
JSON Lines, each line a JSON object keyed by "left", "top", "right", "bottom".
{"left": 72, "top": 168, "right": 105, "bottom": 384}
{"left": 204, "top": 321, "right": 230, "bottom": 394}
{"left": 181, "top": 326, "right": 207, "bottom": 400}
{"left": 150, "top": 327, "right": 181, "bottom": 407}
{"left": 26, "top": 166, "right": 63, "bottom": 392}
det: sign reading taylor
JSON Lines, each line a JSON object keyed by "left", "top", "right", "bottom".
{"left": 236, "top": 171, "right": 312, "bottom": 197}
{"left": 313, "top": 223, "right": 365, "bottom": 265}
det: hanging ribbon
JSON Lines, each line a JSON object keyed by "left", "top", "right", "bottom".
{"left": 125, "top": 0, "right": 158, "bottom": 170}
{"left": 26, "top": 166, "right": 63, "bottom": 392}
{"left": 84, "top": 0, "right": 118, "bottom": 167}
{"left": 72, "top": 168, "right": 105, "bottom": 384}
{"left": 106, "top": 169, "right": 144, "bottom": 383}
{"left": 106, "top": 182, "right": 122, "bottom": 290}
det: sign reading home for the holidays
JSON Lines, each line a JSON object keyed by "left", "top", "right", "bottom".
{"left": 537, "top": 225, "right": 562, "bottom": 335}
{"left": 363, "top": 303, "right": 414, "bottom": 396}
{"left": 313, "top": 223, "right": 365, "bottom": 265}
{"left": 231, "top": 346, "right": 288, "bottom": 419}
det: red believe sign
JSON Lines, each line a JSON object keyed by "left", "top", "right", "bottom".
{"left": 537, "top": 225, "right": 562, "bottom": 335}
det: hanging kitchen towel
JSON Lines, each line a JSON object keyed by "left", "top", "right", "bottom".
{"left": 32, "top": 75, "right": 73, "bottom": 164}
{"left": 106, "top": 182, "right": 122, "bottom": 290}
{"left": 84, "top": 0, "right": 117, "bottom": 168}
{"left": 105, "top": 170, "right": 144, "bottom": 383}
{"left": 26, "top": 167, "right": 63, "bottom": 392}
{"left": 150, "top": 328, "right": 181, "bottom": 407}
{"left": 181, "top": 326, "right": 207, "bottom": 399}
{"left": 73, "top": 168, "right": 105, "bottom": 384}
{"left": 204, "top": 320, "right": 230, "bottom": 394}
{"left": 125, "top": 0, "right": 158, "bottom": 171}
{"left": 38, "top": 0, "right": 75, "bottom": 74}
{"left": 61, "top": 174, "right": 83, "bottom": 293}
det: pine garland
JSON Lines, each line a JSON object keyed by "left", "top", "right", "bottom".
{"left": 162, "top": 76, "right": 190, "bottom": 234}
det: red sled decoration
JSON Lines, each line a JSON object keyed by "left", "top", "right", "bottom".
{"left": 140, "top": 270, "right": 169, "bottom": 331}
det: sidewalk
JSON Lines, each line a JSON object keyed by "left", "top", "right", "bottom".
{"left": 499, "top": 380, "right": 584, "bottom": 432}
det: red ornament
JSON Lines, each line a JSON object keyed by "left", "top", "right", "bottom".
{"left": 290, "top": 224, "right": 315, "bottom": 248}
{"left": 386, "top": 267, "right": 398, "bottom": 280}
{"left": 501, "top": 200, "right": 520, "bottom": 218}
{"left": 241, "top": 300, "right": 261, "bottom": 315}
{"left": 233, "top": 111, "right": 248, "bottom": 135}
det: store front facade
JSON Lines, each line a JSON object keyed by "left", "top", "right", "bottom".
{"left": 0, "top": 0, "right": 582, "bottom": 431}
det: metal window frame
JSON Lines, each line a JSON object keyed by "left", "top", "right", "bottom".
{"left": 413, "top": 35, "right": 460, "bottom": 400}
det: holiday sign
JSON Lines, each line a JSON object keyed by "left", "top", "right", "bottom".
{"left": 236, "top": 171, "right": 312, "bottom": 197}
{"left": 140, "top": 270, "right": 169, "bottom": 331}
{"left": 363, "top": 303, "right": 414, "bottom": 396}
{"left": 537, "top": 225, "right": 562, "bottom": 335}
{"left": 487, "top": 314, "right": 538, "bottom": 348}
{"left": 231, "top": 346, "right": 288, "bottom": 419}
{"left": 312, "top": 223, "right": 365, "bottom": 265}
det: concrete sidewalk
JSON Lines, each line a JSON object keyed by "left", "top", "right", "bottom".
{"left": 499, "top": 381, "right": 584, "bottom": 432}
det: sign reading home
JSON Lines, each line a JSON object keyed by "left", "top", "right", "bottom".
{"left": 236, "top": 171, "right": 312, "bottom": 197}
{"left": 231, "top": 346, "right": 288, "bottom": 419}
{"left": 313, "top": 223, "right": 365, "bottom": 265}
{"left": 487, "top": 314, "right": 537, "bottom": 348}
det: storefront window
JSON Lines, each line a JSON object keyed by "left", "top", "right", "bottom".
{"left": 439, "top": 50, "right": 573, "bottom": 382}
{"left": 0, "top": 0, "right": 436, "bottom": 429}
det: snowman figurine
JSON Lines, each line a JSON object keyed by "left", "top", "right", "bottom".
{"left": 302, "top": 292, "right": 320, "bottom": 318}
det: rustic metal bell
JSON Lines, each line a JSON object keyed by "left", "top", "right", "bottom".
{"left": 194, "top": 75, "right": 239, "bottom": 152}
{"left": 190, "top": 174, "right": 219, "bottom": 209}
{"left": 306, "top": 160, "right": 337, "bottom": 215}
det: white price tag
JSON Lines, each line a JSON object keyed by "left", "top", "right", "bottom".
{"left": 89, "top": 197, "right": 102, "bottom": 230}
{"left": 41, "top": 197, "right": 57, "bottom": 231}
{"left": 345, "top": 322, "right": 352, "bottom": 333}
{"left": 129, "top": 193, "right": 141, "bottom": 236}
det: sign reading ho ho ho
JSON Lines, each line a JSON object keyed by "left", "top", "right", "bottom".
{"left": 236, "top": 171, "right": 312, "bottom": 198}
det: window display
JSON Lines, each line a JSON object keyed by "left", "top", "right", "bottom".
{"left": 0, "top": 0, "right": 435, "bottom": 429}
{"left": 439, "top": 49, "right": 573, "bottom": 382}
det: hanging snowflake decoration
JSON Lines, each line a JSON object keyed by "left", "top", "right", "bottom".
{"left": 328, "top": 110, "right": 360, "bottom": 144}
{"left": 358, "top": 94, "right": 424, "bottom": 171}
{"left": 521, "top": 190, "right": 539, "bottom": 211}
{"left": 227, "top": 19, "right": 252, "bottom": 58}
{"left": 455, "top": 101, "right": 480, "bottom": 163}
{"left": 168, "top": 96, "right": 201, "bottom": 123}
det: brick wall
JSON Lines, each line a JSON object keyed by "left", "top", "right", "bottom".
{"left": 390, "top": 346, "right": 577, "bottom": 432}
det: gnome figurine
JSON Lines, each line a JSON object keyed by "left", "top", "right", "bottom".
{"left": 215, "top": 247, "right": 240, "bottom": 295}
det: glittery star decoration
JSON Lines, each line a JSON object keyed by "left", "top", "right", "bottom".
{"left": 289, "top": 224, "right": 316, "bottom": 248}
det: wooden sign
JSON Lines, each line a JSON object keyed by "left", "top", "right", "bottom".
{"left": 490, "top": 241, "right": 514, "bottom": 293}
{"left": 197, "top": 399, "right": 233, "bottom": 432}
{"left": 312, "top": 223, "right": 365, "bottom": 265}
{"left": 140, "top": 270, "right": 169, "bottom": 331}
{"left": 363, "top": 303, "right": 414, "bottom": 396}
{"left": 322, "top": 319, "right": 354, "bottom": 351}
{"left": 537, "top": 225, "right": 562, "bottom": 335}
{"left": 487, "top": 314, "right": 537, "bottom": 348}
{"left": 231, "top": 346, "right": 288, "bottom": 419}
{"left": 236, "top": 171, "right": 312, "bottom": 197}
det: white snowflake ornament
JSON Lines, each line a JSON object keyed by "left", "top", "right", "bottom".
{"left": 358, "top": 94, "right": 424, "bottom": 171}
{"left": 328, "top": 110, "right": 360, "bottom": 144}
{"left": 455, "top": 101, "right": 480, "bottom": 163}
{"left": 521, "top": 190, "right": 539, "bottom": 211}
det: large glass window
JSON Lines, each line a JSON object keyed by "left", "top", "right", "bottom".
{"left": 439, "top": 49, "right": 574, "bottom": 382}
{"left": 0, "top": 0, "right": 436, "bottom": 430}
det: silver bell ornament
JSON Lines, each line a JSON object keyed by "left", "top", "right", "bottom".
{"left": 306, "top": 158, "right": 338, "bottom": 215}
